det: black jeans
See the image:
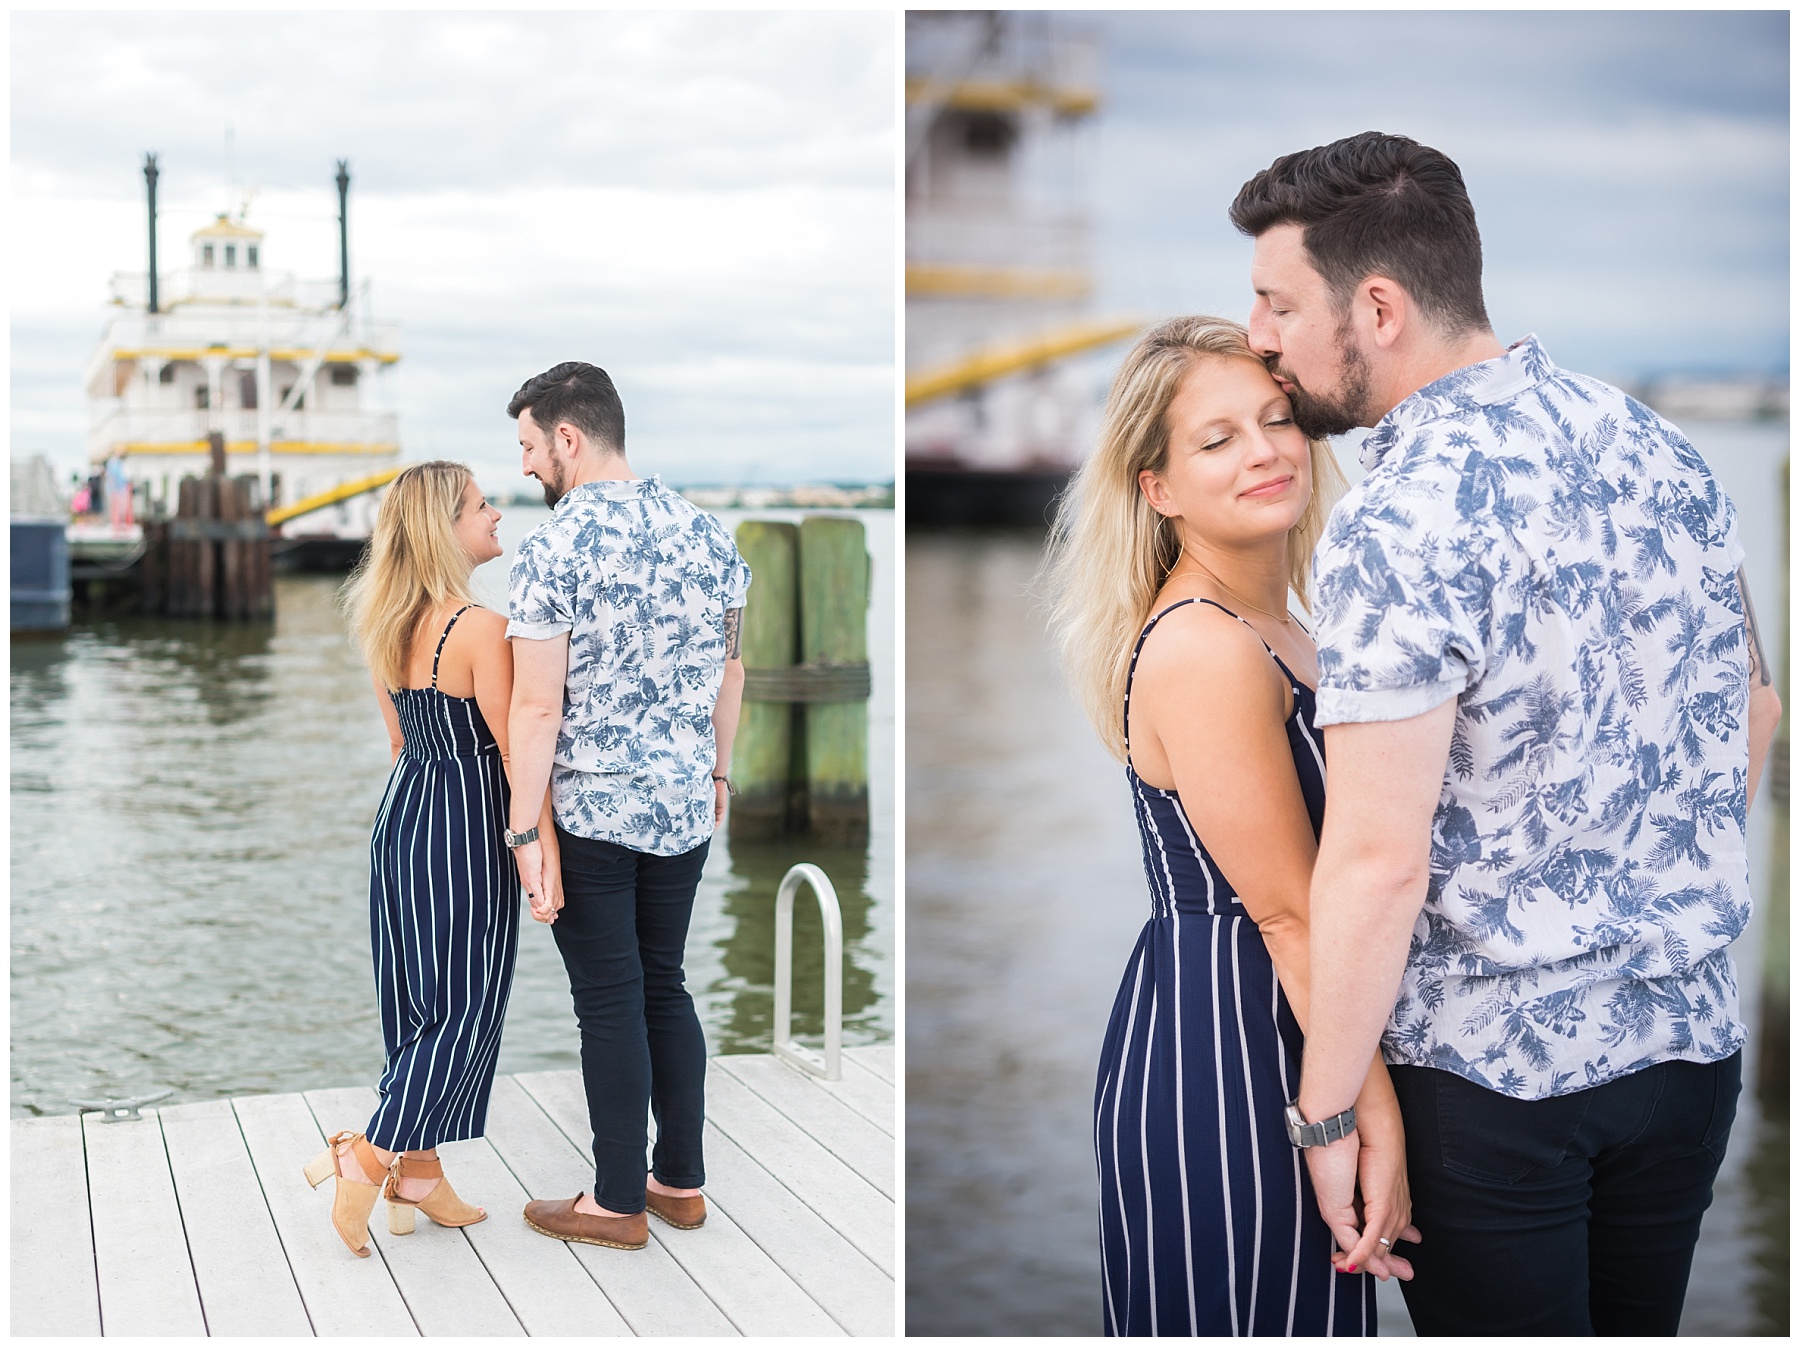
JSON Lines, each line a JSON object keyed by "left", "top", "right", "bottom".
{"left": 551, "top": 827, "right": 710, "bottom": 1214}
{"left": 1390, "top": 1053, "right": 1741, "bottom": 1335}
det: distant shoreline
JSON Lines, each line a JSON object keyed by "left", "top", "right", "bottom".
{"left": 485, "top": 483, "right": 897, "bottom": 511}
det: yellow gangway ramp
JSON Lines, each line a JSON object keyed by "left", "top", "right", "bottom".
{"left": 905, "top": 316, "right": 1142, "bottom": 409}
{"left": 266, "top": 467, "right": 402, "bottom": 527}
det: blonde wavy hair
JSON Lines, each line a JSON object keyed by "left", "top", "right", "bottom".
{"left": 340, "top": 460, "right": 479, "bottom": 691}
{"left": 1043, "top": 315, "right": 1347, "bottom": 761}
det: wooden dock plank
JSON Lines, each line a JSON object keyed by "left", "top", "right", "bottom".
{"left": 305, "top": 1086, "right": 525, "bottom": 1338}
{"left": 11, "top": 1115, "right": 100, "bottom": 1337}
{"left": 160, "top": 1098, "right": 313, "bottom": 1336}
{"left": 806, "top": 1052, "right": 895, "bottom": 1134}
{"left": 434, "top": 1134, "right": 633, "bottom": 1338}
{"left": 715, "top": 1056, "right": 894, "bottom": 1196}
{"left": 701, "top": 1069, "right": 894, "bottom": 1275}
{"left": 848, "top": 1044, "right": 893, "bottom": 1084}
{"left": 232, "top": 1091, "right": 419, "bottom": 1337}
{"left": 704, "top": 1119, "right": 895, "bottom": 1336}
{"left": 12, "top": 1050, "right": 894, "bottom": 1339}
{"left": 83, "top": 1108, "right": 208, "bottom": 1335}
{"left": 515, "top": 1070, "right": 845, "bottom": 1337}
{"left": 487, "top": 1073, "right": 737, "bottom": 1336}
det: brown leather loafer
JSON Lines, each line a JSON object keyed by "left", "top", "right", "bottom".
{"left": 522, "top": 1195, "right": 648, "bottom": 1250}
{"left": 646, "top": 1188, "right": 706, "bottom": 1230}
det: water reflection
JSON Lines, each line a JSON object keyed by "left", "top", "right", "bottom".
{"left": 713, "top": 840, "right": 880, "bottom": 1052}
{"left": 1746, "top": 1113, "right": 1790, "bottom": 1334}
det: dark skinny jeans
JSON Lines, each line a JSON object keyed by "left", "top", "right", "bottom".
{"left": 551, "top": 827, "right": 710, "bottom": 1214}
{"left": 1390, "top": 1052, "right": 1741, "bottom": 1335}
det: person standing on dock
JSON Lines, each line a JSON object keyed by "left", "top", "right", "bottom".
{"left": 503, "top": 361, "right": 750, "bottom": 1251}
{"left": 1232, "top": 132, "right": 1783, "bottom": 1334}
{"left": 311, "top": 461, "right": 560, "bottom": 1260}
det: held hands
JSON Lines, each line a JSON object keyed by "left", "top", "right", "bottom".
{"left": 511, "top": 839, "right": 564, "bottom": 925}
{"left": 714, "top": 777, "right": 731, "bottom": 827}
{"left": 1302, "top": 1117, "right": 1420, "bottom": 1282}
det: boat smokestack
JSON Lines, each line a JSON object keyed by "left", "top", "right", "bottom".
{"left": 335, "top": 159, "right": 350, "bottom": 310}
{"left": 144, "top": 152, "right": 160, "bottom": 315}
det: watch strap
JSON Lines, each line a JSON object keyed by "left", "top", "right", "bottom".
{"left": 504, "top": 825, "right": 540, "bottom": 849}
{"left": 1285, "top": 1100, "right": 1357, "bottom": 1149}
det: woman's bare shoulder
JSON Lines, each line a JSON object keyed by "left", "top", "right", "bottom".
{"left": 457, "top": 604, "right": 507, "bottom": 634}
{"left": 1132, "top": 602, "right": 1284, "bottom": 709}
{"left": 1135, "top": 600, "right": 1271, "bottom": 673}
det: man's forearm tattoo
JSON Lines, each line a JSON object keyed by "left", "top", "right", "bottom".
{"left": 1738, "top": 567, "right": 1772, "bottom": 687}
{"left": 724, "top": 607, "right": 743, "bottom": 660}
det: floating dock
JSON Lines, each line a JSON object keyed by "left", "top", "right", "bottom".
{"left": 11, "top": 1048, "right": 893, "bottom": 1337}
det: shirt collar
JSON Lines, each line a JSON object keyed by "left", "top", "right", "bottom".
{"left": 1358, "top": 334, "right": 1551, "bottom": 472}
{"left": 554, "top": 474, "right": 662, "bottom": 511}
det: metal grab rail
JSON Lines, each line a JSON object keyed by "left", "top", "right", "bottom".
{"left": 772, "top": 863, "right": 843, "bottom": 1081}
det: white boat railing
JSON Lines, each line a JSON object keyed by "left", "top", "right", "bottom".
{"left": 772, "top": 863, "right": 843, "bottom": 1082}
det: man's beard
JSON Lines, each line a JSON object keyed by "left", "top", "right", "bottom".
{"left": 1274, "top": 319, "right": 1376, "bottom": 441}
{"left": 539, "top": 459, "right": 569, "bottom": 508}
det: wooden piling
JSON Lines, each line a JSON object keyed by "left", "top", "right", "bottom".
{"left": 800, "top": 517, "right": 870, "bottom": 844}
{"left": 728, "top": 516, "right": 872, "bottom": 844}
{"left": 732, "top": 521, "right": 801, "bottom": 840}
{"left": 148, "top": 435, "right": 273, "bottom": 620}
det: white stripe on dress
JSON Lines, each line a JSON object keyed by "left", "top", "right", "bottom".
{"left": 1276, "top": 966, "right": 1302, "bottom": 1337}
{"left": 1170, "top": 888, "right": 1197, "bottom": 1331}
{"left": 1110, "top": 946, "right": 1148, "bottom": 1330}
{"left": 1233, "top": 918, "right": 1265, "bottom": 1334}
{"left": 1138, "top": 983, "right": 1158, "bottom": 1336}
{"left": 1210, "top": 916, "right": 1239, "bottom": 1336}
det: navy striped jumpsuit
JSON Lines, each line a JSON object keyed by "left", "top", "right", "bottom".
{"left": 365, "top": 606, "right": 520, "bottom": 1151}
{"left": 1095, "top": 599, "right": 1376, "bottom": 1336}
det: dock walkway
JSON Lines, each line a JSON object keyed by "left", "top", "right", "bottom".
{"left": 12, "top": 1047, "right": 893, "bottom": 1337}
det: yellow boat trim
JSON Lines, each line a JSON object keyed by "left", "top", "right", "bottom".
{"left": 905, "top": 76, "right": 1099, "bottom": 117}
{"left": 267, "top": 467, "right": 402, "bottom": 526}
{"left": 907, "top": 263, "right": 1092, "bottom": 300}
{"left": 114, "top": 441, "right": 400, "bottom": 457}
{"left": 110, "top": 347, "right": 400, "bottom": 364}
{"left": 906, "top": 317, "right": 1142, "bottom": 407}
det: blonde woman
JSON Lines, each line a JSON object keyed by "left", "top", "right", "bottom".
{"left": 1044, "top": 317, "right": 1415, "bottom": 1335}
{"left": 305, "top": 461, "right": 559, "bottom": 1258}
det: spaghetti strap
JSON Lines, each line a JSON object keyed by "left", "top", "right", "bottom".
{"left": 430, "top": 605, "right": 475, "bottom": 690}
{"left": 1122, "top": 598, "right": 1260, "bottom": 750}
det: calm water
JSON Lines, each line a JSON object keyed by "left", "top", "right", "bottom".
{"left": 11, "top": 507, "right": 893, "bottom": 1116}
{"left": 906, "top": 422, "right": 1788, "bottom": 1336}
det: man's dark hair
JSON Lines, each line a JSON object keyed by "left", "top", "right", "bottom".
{"left": 1230, "top": 132, "right": 1490, "bottom": 336}
{"left": 507, "top": 361, "right": 625, "bottom": 453}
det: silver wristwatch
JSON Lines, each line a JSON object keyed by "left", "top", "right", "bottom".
{"left": 504, "top": 825, "right": 540, "bottom": 849}
{"left": 1285, "top": 1100, "right": 1357, "bottom": 1149}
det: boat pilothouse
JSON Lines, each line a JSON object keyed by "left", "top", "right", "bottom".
{"left": 905, "top": 13, "right": 1139, "bottom": 525}
{"left": 86, "top": 159, "right": 401, "bottom": 566}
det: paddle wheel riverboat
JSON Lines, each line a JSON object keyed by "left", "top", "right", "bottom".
{"left": 85, "top": 158, "right": 402, "bottom": 570}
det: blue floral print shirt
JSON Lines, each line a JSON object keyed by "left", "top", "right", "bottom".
{"left": 507, "top": 476, "right": 751, "bottom": 856}
{"left": 1311, "top": 336, "right": 1750, "bottom": 1100}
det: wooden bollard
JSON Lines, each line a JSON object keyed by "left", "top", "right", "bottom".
{"left": 800, "top": 516, "right": 870, "bottom": 844}
{"left": 731, "top": 521, "right": 800, "bottom": 840}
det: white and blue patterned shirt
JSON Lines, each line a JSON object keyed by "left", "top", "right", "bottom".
{"left": 507, "top": 476, "right": 751, "bottom": 856}
{"left": 1312, "top": 336, "right": 1750, "bottom": 1100}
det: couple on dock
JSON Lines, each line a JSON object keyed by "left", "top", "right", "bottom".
{"left": 304, "top": 362, "right": 750, "bottom": 1257}
{"left": 1045, "top": 133, "right": 1781, "bottom": 1335}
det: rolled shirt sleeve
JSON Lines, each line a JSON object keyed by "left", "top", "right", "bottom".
{"left": 726, "top": 550, "right": 751, "bottom": 610}
{"left": 506, "top": 530, "right": 575, "bottom": 640}
{"left": 1311, "top": 492, "right": 1490, "bottom": 727}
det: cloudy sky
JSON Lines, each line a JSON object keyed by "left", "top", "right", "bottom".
{"left": 1075, "top": 10, "right": 1787, "bottom": 384}
{"left": 12, "top": 11, "right": 894, "bottom": 490}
